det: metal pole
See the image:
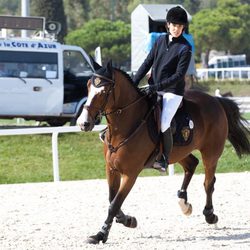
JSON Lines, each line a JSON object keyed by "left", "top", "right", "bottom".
{"left": 110, "top": 0, "right": 115, "bottom": 21}
{"left": 21, "top": 0, "right": 30, "bottom": 38}
{"left": 52, "top": 132, "right": 60, "bottom": 182}
{"left": 168, "top": 164, "right": 174, "bottom": 176}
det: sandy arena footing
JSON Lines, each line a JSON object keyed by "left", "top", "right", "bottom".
{"left": 0, "top": 172, "right": 249, "bottom": 250}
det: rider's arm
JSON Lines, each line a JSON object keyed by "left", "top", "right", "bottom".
{"left": 157, "top": 46, "right": 191, "bottom": 91}
{"left": 133, "top": 42, "right": 157, "bottom": 86}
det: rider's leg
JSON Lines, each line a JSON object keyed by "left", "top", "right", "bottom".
{"left": 153, "top": 128, "right": 173, "bottom": 171}
{"left": 153, "top": 92, "right": 182, "bottom": 172}
{"left": 162, "top": 127, "right": 173, "bottom": 164}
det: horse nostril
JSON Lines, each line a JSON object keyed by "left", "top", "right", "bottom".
{"left": 84, "top": 121, "right": 90, "bottom": 127}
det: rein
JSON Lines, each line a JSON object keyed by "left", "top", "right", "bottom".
{"left": 92, "top": 72, "right": 147, "bottom": 117}
{"left": 87, "top": 69, "right": 154, "bottom": 154}
{"left": 106, "top": 97, "right": 155, "bottom": 154}
{"left": 104, "top": 94, "right": 147, "bottom": 116}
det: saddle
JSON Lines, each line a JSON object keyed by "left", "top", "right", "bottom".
{"left": 145, "top": 94, "right": 194, "bottom": 168}
{"left": 147, "top": 94, "right": 194, "bottom": 146}
{"left": 171, "top": 101, "right": 194, "bottom": 146}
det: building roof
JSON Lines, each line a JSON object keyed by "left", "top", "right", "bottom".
{"left": 140, "top": 4, "right": 192, "bottom": 22}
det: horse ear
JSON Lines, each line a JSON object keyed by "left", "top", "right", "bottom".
{"left": 106, "top": 60, "right": 113, "bottom": 74}
{"left": 89, "top": 54, "right": 102, "bottom": 71}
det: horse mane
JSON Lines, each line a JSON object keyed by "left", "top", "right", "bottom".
{"left": 114, "top": 67, "right": 144, "bottom": 96}
{"left": 94, "top": 63, "right": 144, "bottom": 96}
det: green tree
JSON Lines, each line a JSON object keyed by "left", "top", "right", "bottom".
{"left": 89, "top": 0, "right": 130, "bottom": 22}
{"left": 199, "top": 0, "right": 217, "bottom": 9}
{"left": 190, "top": 0, "right": 250, "bottom": 66}
{"left": 0, "top": 0, "right": 19, "bottom": 15}
{"left": 217, "top": 0, "right": 250, "bottom": 61}
{"left": 183, "top": 0, "right": 200, "bottom": 14}
{"left": 32, "top": 0, "right": 67, "bottom": 42}
{"left": 199, "top": 0, "right": 250, "bottom": 8}
{"left": 127, "top": 0, "right": 202, "bottom": 14}
{"left": 128, "top": 0, "right": 184, "bottom": 13}
{"left": 190, "top": 9, "right": 219, "bottom": 67}
{"left": 65, "top": 18, "right": 130, "bottom": 67}
{"left": 63, "top": 0, "right": 90, "bottom": 30}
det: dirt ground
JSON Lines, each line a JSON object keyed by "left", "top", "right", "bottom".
{"left": 0, "top": 172, "right": 249, "bottom": 250}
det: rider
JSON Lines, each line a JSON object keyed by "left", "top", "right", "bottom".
{"left": 133, "top": 6, "right": 192, "bottom": 172}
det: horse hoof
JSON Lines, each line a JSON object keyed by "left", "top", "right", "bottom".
{"left": 129, "top": 216, "right": 137, "bottom": 228}
{"left": 178, "top": 198, "right": 192, "bottom": 216}
{"left": 205, "top": 214, "right": 218, "bottom": 224}
{"left": 86, "top": 236, "right": 99, "bottom": 244}
{"left": 116, "top": 215, "right": 137, "bottom": 228}
{"left": 86, "top": 232, "right": 105, "bottom": 244}
{"left": 184, "top": 203, "right": 192, "bottom": 216}
{"left": 125, "top": 216, "right": 137, "bottom": 228}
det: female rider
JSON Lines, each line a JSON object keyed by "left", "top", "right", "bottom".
{"left": 133, "top": 6, "right": 192, "bottom": 172}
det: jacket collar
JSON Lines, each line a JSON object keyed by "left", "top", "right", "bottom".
{"left": 167, "top": 33, "right": 183, "bottom": 44}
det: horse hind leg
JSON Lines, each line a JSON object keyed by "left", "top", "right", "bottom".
{"left": 202, "top": 154, "right": 219, "bottom": 224}
{"left": 178, "top": 154, "right": 199, "bottom": 216}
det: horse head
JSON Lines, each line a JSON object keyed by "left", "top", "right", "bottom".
{"left": 77, "top": 60, "right": 115, "bottom": 131}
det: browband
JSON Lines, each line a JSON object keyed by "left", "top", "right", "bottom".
{"left": 92, "top": 73, "right": 114, "bottom": 87}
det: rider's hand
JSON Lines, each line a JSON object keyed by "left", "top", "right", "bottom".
{"left": 144, "top": 85, "right": 158, "bottom": 95}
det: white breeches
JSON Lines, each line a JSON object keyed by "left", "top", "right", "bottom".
{"left": 158, "top": 92, "right": 183, "bottom": 133}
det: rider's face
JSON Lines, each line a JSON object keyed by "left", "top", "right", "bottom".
{"left": 166, "top": 22, "right": 184, "bottom": 38}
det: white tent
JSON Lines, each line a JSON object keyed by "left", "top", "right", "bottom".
{"left": 131, "top": 4, "right": 192, "bottom": 72}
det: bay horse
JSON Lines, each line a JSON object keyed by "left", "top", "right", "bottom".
{"left": 77, "top": 61, "right": 250, "bottom": 244}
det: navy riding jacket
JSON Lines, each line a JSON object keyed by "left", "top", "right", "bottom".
{"left": 133, "top": 34, "right": 192, "bottom": 96}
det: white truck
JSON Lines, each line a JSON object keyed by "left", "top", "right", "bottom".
{"left": 0, "top": 15, "right": 95, "bottom": 126}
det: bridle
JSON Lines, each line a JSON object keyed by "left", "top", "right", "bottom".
{"left": 83, "top": 72, "right": 115, "bottom": 122}
{"left": 83, "top": 70, "right": 153, "bottom": 154}
{"left": 84, "top": 72, "right": 147, "bottom": 121}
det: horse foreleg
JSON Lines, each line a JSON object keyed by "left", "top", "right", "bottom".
{"left": 87, "top": 174, "right": 137, "bottom": 244}
{"left": 106, "top": 169, "right": 137, "bottom": 228}
{"left": 116, "top": 209, "right": 137, "bottom": 228}
{"left": 178, "top": 154, "right": 199, "bottom": 216}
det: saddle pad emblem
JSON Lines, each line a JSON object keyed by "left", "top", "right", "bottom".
{"left": 181, "top": 127, "right": 190, "bottom": 141}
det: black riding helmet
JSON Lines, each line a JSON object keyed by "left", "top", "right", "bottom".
{"left": 166, "top": 6, "right": 188, "bottom": 25}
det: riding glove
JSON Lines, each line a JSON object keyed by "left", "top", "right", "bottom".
{"left": 145, "top": 85, "right": 158, "bottom": 95}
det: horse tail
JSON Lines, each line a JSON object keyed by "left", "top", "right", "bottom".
{"left": 217, "top": 97, "right": 250, "bottom": 158}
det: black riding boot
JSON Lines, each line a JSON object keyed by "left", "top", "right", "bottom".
{"left": 153, "top": 128, "right": 173, "bottom": 172}
{"left": 162, "top": 128, "right": 173, "bottom": 166}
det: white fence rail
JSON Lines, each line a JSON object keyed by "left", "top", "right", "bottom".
{"left": 0, "top": 124, "right": 178, "bottom": 181}
{"left": 0, "top": 99, "right": 249, "bottom": 183}
{"left": 0, "top": 125, "right": 106, "bottom": 182}
{"left": 229, "top": 97, "right": 250, "bottom": 113}
{"left": 197, "top": 67, "right": 250, "bottom": 81}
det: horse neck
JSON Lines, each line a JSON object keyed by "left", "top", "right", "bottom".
{"left": 105, "top": 73, "right": 148, "bottom": 137}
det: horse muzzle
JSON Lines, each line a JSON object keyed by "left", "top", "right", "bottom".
{"left": 78, "top": 121, "right": 94, "bottom": 132}
{"left": 77, "top": 110, "right": 95, "bottom": 132}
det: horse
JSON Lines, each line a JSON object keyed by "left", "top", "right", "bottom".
{"left": 77, "top": 61, "right": 250, "bottom": 244}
